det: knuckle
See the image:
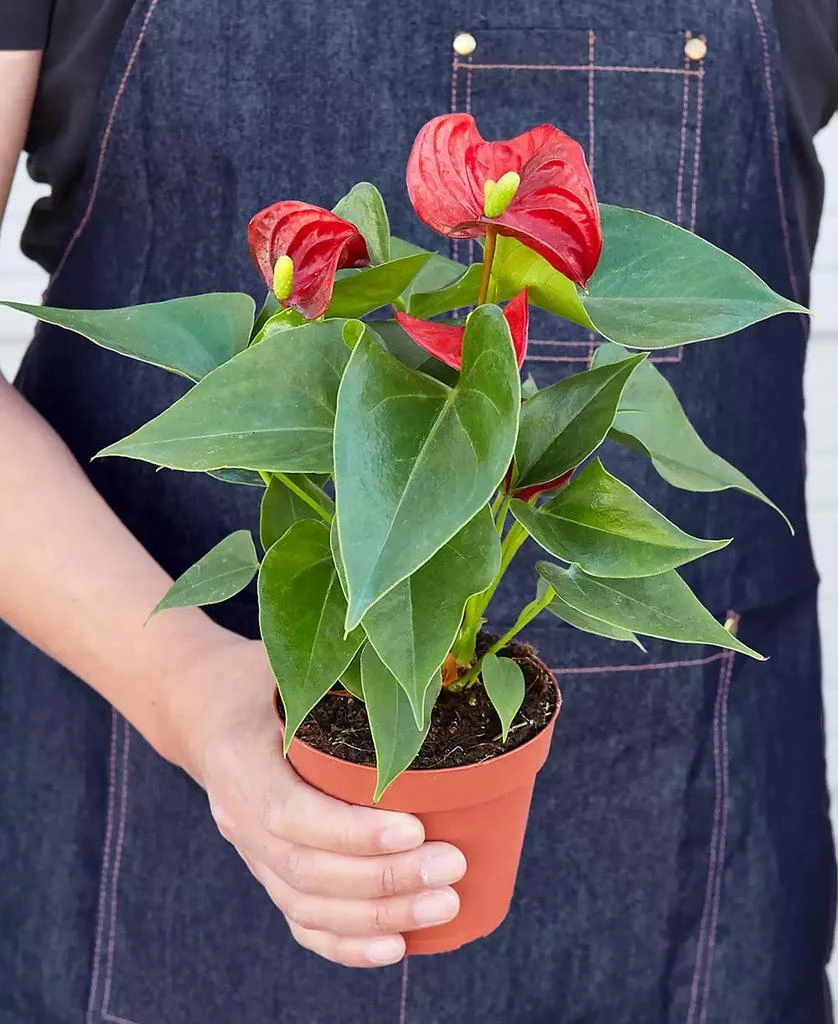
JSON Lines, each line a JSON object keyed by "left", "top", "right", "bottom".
{"left": 373, "top": 899, "right": 395, "bottom": 933}
{"left": 283, "top": 895, "right": 316, "bottom": 930}
{"left": 260, "top": 785, "right": 288, "bottom": 838}
{"left": 277, "top": 844, "right": 310, "bottom": 890}
{"left": 378, "top": 862, "right": 399, "bottom": 898}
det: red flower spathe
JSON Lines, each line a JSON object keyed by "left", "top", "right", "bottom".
{"left": 248, "top": 201, "right": 370, "bottom": 320}
{"left": 395, "top": 290, "right": 529, "bottom": 370}
{"left": 407, "top": 114, "right": 602, "bottom": 287}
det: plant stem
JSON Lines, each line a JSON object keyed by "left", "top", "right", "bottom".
{"left": 477, "top": 228, "right": 498, "bottom": 306}
{"left": 268, "top": 472, "right": 334, "bottom": 523}
{"left": 457, "top": 586, "right": 555, "bottom": 689}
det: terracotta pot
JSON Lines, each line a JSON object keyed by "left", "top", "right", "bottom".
{"left": 285, "top": 663, "right": 561, "bottom": 956}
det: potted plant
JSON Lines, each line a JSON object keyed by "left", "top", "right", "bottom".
{"left": 2, "top": 113, "right": 800, "bottom": 956}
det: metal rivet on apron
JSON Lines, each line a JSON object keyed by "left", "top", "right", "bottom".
{"left": 684, "top": 36, "right": 708, "bottom": 61}
{"left": 453, "top": 32, "right": 477, "bottom": 56}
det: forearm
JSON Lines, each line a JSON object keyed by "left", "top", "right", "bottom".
{"left": 0, "top": 378, "right": 239, "bottom": 760}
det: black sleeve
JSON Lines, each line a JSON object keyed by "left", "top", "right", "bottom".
{"left": 0, "top": 1, "right": 54, "bottom": 50}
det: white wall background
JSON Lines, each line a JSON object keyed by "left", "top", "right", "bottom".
{"left": 1, "top": 119, "right": 837, "bottom": 979}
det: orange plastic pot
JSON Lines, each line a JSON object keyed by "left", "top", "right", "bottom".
{"left": 285, "top": 667, "right": 561, "bottom": 956}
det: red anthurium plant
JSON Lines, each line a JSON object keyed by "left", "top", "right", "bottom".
{"left": 3, "top": 113, "right": 804, "bottom": 954}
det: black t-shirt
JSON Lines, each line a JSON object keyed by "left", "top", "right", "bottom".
{"left": 3, "top": 0, "right": 838, "bottom": 272}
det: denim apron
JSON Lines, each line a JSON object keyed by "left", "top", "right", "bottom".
{"left": 1, "top": 1, "right": 834, "bottom": 1021}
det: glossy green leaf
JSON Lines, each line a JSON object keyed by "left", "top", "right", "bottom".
{"left": 535, "top": 561, "right": 764, "bottom": 659}
{"left": 340, "top": 648, "right": 365, "bottom": 700}
{"left": 361, "top": 506, "right": 500, "bottom": 727}
{"left": 260, "top": 474, "right": 333, "bottom": 551}
{"left": 370, "top": 321, "right": 459, "bottom": 385}
{"left": 490, "top": 207, "right": 806, "bottom": 348}
{"left": 408, "top": 263, "right": 483, "bottom": 319}
{"left": 252, "top": 292, "right": 280, "bottom": 338}
{"left": 521, "top": 374, "right": 539, "bottom": 401}
{"left": 327, "top": 254, "right": 432, "bottom": 318}
{"left": 481, "top": 653, "right": 526, "bottom": 743}
{"left": 251, "top": 306, "right": 307, "bottom": 345}
{"left": 152, "top": 530, "right": 258, "bottom": 615}
{"left": 335, "top": 305, "right": 521, "bottom": 630}
{"left": 515, "top": 354, "right": 646, "bottom": 488}
{"left": 207, "top": 468, "right": 264, "bottom": 487}
{"left": 389, "top": 238, "right": 467, "bottom": 303}
{"left": 259, "top": 521, "right": 365, "bottom": 751}
{"left": 537, "top": 579, "right": 644, "bottom": 648}
{"left": 98, "top": 320, "right": 350, "bottom": 473}
{"left": 1, "top": 294, "right": 255, "bottom": 381}
{"left": 511, "top": 458, "right": 729, "bottom": 577}
{"left": 592, "top": 343, "right": 791, "bottom": 528}
{"left": 332, "top": 182, "right": 391, "bottom": 266}
{"left": 361, "top": 645, "right": 440, "bottom": 801}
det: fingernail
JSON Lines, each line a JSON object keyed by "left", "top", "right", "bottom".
{"left": 413, "top": 889, "right": 460, "bottom": 927}
{"left": 379, "top": 822, "right": 424, "bottom": 852}
{"left": 365, "top": 937, "right": 405, "bottom": 965}
{"left": 420, "top": 848, "right": 467, "bottom": 887}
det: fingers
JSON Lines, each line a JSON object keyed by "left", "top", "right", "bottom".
{"left": 286, "top": 921, "right": 406, "bottom": 968}
{"left": 265, "top": 840, "right": 467, "bottom": 899}
{"left": 261, "top": 774, "right": 426, "bottom": 856}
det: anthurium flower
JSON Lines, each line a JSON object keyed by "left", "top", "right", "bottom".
{"left": 407, "top": 114, "right": 601, "bottom": 287}
{"left": 248, "top": 201, "right": 370, "bottom": 319}
{"left": 395, "top": 290, "right": 529, "bottom": 370}
{"left": 505, "top": 465, "right": 575, "bottom": 503}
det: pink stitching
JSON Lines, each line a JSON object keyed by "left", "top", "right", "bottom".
{"left": 587, "top": 31, "right": 596, "bottom": 177}
{"left": 689, "top": 64, "right": 706, "bottom": 231}
{"left": 456, "top": 61, "right": 701, "bottom": 76}
{"left": 686, "top": 650, "right": 735, "bottom": 1024}
{"left": 746, "top": 0, "right": 801, "bottom": 302}
{"left": 50, "top": 0, "right": 162, "bottom": 287}
{"left": 398, "top": 957, "right": 410, "bottom": 1024}
{"left": 675, "top": 45, "right": 692, "bottom": 226}
{"left": 86, "top": 709, "right": 119, "bottom": 1024}
{"left": 699, "top": 651, "right": 735, "bottom": 1023}
{"left": 548, "top": 651, "right": 726, "bottom": 676}
{"left": 527, "top": 351, "right": 683, "bottom": 364}
{"left": 103, "top": 1015, "right": 142, "bottom": 1024}
{"left": 101, "top": 720, "right": 131, "bottom": 1018}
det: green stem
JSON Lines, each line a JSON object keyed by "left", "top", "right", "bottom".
{"left": 457, "top": 586, "right": 555, "bottom": 689}
{"left": 477, "top": 228, "right": 498, "bottom": 306}
{"left": 265, "top": 471, "right": 334, "bottom": 524}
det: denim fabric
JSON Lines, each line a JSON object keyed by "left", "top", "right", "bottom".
{"left": 0, "top": 0, "right": 833, "bottom": 1021}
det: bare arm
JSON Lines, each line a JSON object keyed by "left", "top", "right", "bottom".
{"left": 0, "top": 50, "right": 464, "bottom": 968}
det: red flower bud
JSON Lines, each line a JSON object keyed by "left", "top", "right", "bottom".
{"left": 248, "top": 201, "right": 370, "bottom": 320}
{"left": 407, "top": 114, "right": 602, "bottom": 287}
{"left": 505, "top": 465, "right": 575, "bottom": 502}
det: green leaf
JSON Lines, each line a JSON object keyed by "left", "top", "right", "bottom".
{"left": 361, "top": 645, "right": 440, "bottom": 801}
{"left": 335, "top": 304, "right": 521, "bottom": 630}
{"left": 592, "top": 343, "right": 791, "bottom": 529}
{"left": 535, "top": 561, "right": 764, "bottom": 659}
{"left": 327, "top": 254, "right": 432, "bottom": 318}
{"left": 259, "top": 520, "right": 365, "bottom": 751}
{"left": 251, "top": 306, "right": 307, "bottom": 345}
{"left": 515, "top": 354, "right": 646, "bottom": 489}
{"left": 260, "top": 474, "right": 334, "bottom": 551}
{"left": 408, "top": 263, "right": 483, "bottom": 319}
{"left": 332, "top": 183, "right": 391, "bottom": 266}
{"left": 252, "top": 292, "right": 281, "bottom": 338}
{"left": 1, "top": 294, "right": 255, "bottom": 381}
{"left": 152, "top": 530, "right": 258, "bottom": 615}
{"left": 389, "top": 238, "right": 467, "bottom": 303}
{"left": 537, "top": 579, "right": 644, "bottom": 648}
{"left": 511, "top": 458, "right": 729, "bottom": 578}
{"left": 370, "top": 321, "right": 459, "bottom": 386}
{"left": 480, "top": 653, "right": 526, "bottom": 743}
{"left": 340, "top": 648, "right": 365, "bottom": 700}
{"left": 361, "top": 506, "right": 500, "bottom": 727}
{"left": 98, "top": 320, "right": 350, "bottom": 474}
{"left": 207, "top": 468, "right": 264, "bottom": 486}
{"left": 521, "top": 374, "right": 539, "bottom": 401}
{"left": 490, "top": 207, "right": 806, "bottom": 348}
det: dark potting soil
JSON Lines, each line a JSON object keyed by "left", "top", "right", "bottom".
{"left": 294, "top": 635, "right": 559, "bottom": 770}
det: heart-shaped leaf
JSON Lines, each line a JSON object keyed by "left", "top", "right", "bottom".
{"left": 361, "top": 645, "right": 440, "bottom": 801}
{"left": 512, "top": 458, "right": 729, "bottom": 577}
{"left": 332, "top": 182, "right": 391, "bottom": 266}
{"left": 327, "top": 254, "right": 432, "bottom": 318}
{"left": 537, "top": 579, "right": 644, "bottom": 648}
{"left": 335, "top": 305, "right": 521, "bottom": 630}
{"left": 1, "top": 294, "right": 255, "bottom": 381}
{"left": 481, "top": 653, "right": 526, "bottom": 743}
{"left": 259, "top": 520, "right": 365, "bottom": 751}
{"left": 514, "top": 354, "right": 645, "bottom": 489}
{"left": 592, "top": 343, "right": 791, "bottom": 528}
{"left": 98, "top": 320, "right": 350, "bottom": 474}
{"left": 490, "top": 207, "right": 806, "bottom": 348}
{"left": 260, "top": 474, "right": 333, "bottom": 551}
{"left": 361, "top": 506, "right": 500, "bottom": 727}
{"left": 408, "top": 263, "right": 483, "bottom": 319}
{"left": 152, "top": 530, "right": 259, "bottom": 615}
{"left": 536, "top": 561, "right": 763, "bottom": 659}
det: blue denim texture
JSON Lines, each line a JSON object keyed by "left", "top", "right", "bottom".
{"left": 0, "top": 0, "right": 833, "bottom": 1021}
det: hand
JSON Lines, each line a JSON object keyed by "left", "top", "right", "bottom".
{"left": 166, "top": 634, "right": 466, "bottom": 967}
